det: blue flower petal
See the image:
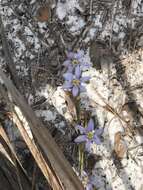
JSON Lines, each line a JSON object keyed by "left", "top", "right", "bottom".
{"left": 67, "top": 65, "right": 73, "bottom": 72}
{"left": 86, "top": 119, "right": 94, "bottom": 132}
{"left": 85, "top": 141, "right": 92, "bottom": 152}
{"left": 75, "top": 65, "right": 81, "bottom": 78}
{"left": 80, "top": 64, "right": 91, "bottom": 71}
{"left": 96, "top": 128, "right": 104, "bottom": 136}
{"left": 72, "top": 86, "right": 79, "bottom": 96}
{"left": 93, "top": 135, "right": 101, "bottom": 145}
{"left": 76, "top": 125, "right": 86, "bottom": 134}
{"left": 74, "top": 50, "right": 84, "bottom": 59}
{"left": 63, "top": 82, "right": 73, "bottom": 89}
{"left": 74, "top": 135, "right": 87, "bottom": 143}
{"left": 79, "top": 85, "right": 86, "bottom": 92}
{"left": 63, "top": 73, "right": 73, "bottom": 81}
{"left": 86, "top": 183, "right": 93, "bottom": 190}
{"left": 67, "top": 52, "right": 75, "bottom": 59}
{"left": 81, "top": 76, "right": 90, "bottom": 82}
{"left": 63, "top": 60, "right": 71, "bottom": 66}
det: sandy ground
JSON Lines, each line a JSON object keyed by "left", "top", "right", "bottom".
{"left": 0, "top": 0, "right": 143, "bottom": 189}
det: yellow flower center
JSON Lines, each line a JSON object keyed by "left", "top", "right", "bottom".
{"left": 72, "top": 59, "right": 79, "bottom": 65}
{"left": 72, "top": 79, "right": 80, "bottom": 86}
{"left": 87, "top": 131, "right": 94, "bottom": 139}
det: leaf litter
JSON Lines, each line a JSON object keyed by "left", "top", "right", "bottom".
{"left": 0, "top": 0, "right": 143, "bottom": 189}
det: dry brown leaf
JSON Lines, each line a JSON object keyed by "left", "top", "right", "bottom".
{"left": 114, "top": 132, "right": 126, "bottom": 158}
{"left": 64, "top": 92, "right": 77, "bottom": 121}
{"left": 36, "top": 5, "right": 51, "bottom": 22}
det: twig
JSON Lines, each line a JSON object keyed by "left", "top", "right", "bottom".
{"left": 89, "top": 88, "right": 133, "bottom": 133}
{"left": 89, "top": 0, "right": 93, "bottom": 21}
{"left": 72, "top": 20, "right": 94, "bottom": 50}
{"left": 109, "top": 0, "right": 118, "bottom": 47}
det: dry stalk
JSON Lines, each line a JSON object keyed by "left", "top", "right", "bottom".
{"left": 89, "top": 88, "right": 133, "bottom": 133}
{"left": 0, "top": 123, "right": 31, "bottom": 190}
{"left": 11, "top": 111, "right": 63, "bottom": 190}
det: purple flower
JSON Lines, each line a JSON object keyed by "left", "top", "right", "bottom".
{"left": 74, "top": 119, "right": 103, "bottom": 151}
{"left": 86, "top": 183, "right": 93, "bottom": 190}
{"left": 86, "top": 176, "right": 95, "bottom": 190}
{"left": 63, "top": 65, "right": 90, "bottom": 96}
{"left": 63, "top": 50, "right": 90, "bottom": 72}
{"left": 80, "top": 171, "right": 94, "bottom": 190}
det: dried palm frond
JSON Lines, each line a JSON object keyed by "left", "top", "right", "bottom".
{"left": 0, "top": 69, "right": 84, "bottom": 190}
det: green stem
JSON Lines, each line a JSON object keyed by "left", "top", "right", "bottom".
{"left": 79, "top": 143, "right": 84, "bottom": 175}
